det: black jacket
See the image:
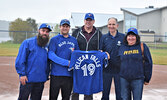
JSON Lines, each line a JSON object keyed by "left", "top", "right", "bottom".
{"left": 72, "top": 26, "right": 102, "bottom": 51}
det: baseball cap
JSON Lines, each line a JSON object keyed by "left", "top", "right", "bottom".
{"left": 127, "top": 27, "right": 138, "bottom": 35}
{"left": 84, "top": 13, "right": 94, "bottom": 20}
{"left": 60, "top": 19, "right": 70, "bottom": 26}
{"left": 39, "top": 23, "right": 52, "bottom": 31}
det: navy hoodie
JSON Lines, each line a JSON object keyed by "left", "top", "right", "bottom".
{"left": 118, "top": 43, "right": 152, "bottom": 82}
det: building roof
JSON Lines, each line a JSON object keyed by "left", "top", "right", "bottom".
{"left": 70, "top": 12, "right": 123, "bottom": 28}
{"left": 121, "top": 6, "right": 167, "bottom": 15}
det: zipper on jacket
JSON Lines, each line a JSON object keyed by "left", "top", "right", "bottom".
{"left": 79, "top": 30, "right": 98, "bottom": 51}
{"left": 79, "top": 31, "right": 88, "bottom": 50}
{"left": 86, "top": 30, "right": 97, "bottom": 51}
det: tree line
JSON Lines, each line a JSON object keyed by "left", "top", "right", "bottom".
{"left": 9, "top": 18, "right": 60, "bottom": 43}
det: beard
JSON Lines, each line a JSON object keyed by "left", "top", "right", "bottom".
{"left": 37, "top": 33, "right": 49, "bottom": 47}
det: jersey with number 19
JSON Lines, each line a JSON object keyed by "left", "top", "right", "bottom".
{"left": 69, "top": 50, "right": 108, "bottom": 95}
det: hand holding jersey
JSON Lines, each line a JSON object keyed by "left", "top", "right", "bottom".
{"left": 105, "top": 52, "right": 110, "bottom": 59}
{"left": 99, "top": 50, "right": 110, "bottom": 60}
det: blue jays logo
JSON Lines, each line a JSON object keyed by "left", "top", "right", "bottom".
{"left": 117, "top": 41, "right": 121, "bottom": 46}
{"left": 130, "top": 28, "right": 135, "bottom": 30}
{"left": 88, "top": 14, "right": 92, "bottom": 16}
{"left": 46, "top": 24, "right": 49, "bottom": 28}
{"left": 105, "top": 37, "right": 108, "bottom": 41}
{"left": 69, "top": 47, "right": 74, "bottom": 51}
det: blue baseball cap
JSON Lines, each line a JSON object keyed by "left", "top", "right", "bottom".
{"left": 60, "top": 19, "right": 70, "bottom": 26}
{"left": 127, "top": 27, "right": 138, "bottom": 35}
{"left": 84, "top": 13, "right": 94, "bottom": 20}
{"left": 39, "top": 23, "right": 52, "bottom": 31}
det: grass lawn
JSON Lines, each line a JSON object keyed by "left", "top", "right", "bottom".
{"left": 150, "top": 49, "right": 167, "bottom": 65}
{"left": 0, "top": 42, "right": 167, "bottom": 65}
{"left": 147, "top": 43, "right": 167, "bottom": 48}
{"left": 0, "top": 42, "right": 20, "bottom": 56}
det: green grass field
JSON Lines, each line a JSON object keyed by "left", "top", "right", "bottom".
{"left": 147, "top": 43, "right": 167, "bottom": 48}
{"left": 0, "top": 42, "right": 20, "bottom": 56}
{"left": 0, "top": 42, "right": 167, "bottom": 65}
{"left": 150, "top": 49, "right": 167, "bottom": 65}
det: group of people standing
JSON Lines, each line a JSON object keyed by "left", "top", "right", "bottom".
{"left": 15, "top": 12, "right": 153, "bottom": 100}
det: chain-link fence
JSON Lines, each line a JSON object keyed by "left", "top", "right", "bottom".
{"left": 140, "top": 34, "right": 167, "bottom": 49}
{"left": 0, "top": 30, "right": 58, "bottom": 44}
{"left": 0, "top": 30, "right": 167, "bottom": 49}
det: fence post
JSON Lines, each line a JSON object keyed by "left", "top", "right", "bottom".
{"left": 26, "top": 32, "right": 27, "bottom": 40}
{"left": 12, "top": 32, "right": 13, "bottom": 44}
{"left": 154, "top": 34, "right": 156, "bottom": 49}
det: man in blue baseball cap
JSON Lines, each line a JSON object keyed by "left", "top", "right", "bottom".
{"left": 15, "top": 23, "right": 52, "bottom": 100}
{"left": 48, "top": 19, "right": 79, "bottom": 100}
{"left": 71, "top": 13, "right": 102, "bottom": 100}
{"left": 37, "top": 23, "right": 52, "bottom": 47}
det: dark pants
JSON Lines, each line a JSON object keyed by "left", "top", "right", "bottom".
{"left": 101, "top": 72, "right": 122, "bottom": 100}
{"left": 18, "top": 82, "right": 44, "bottom": 100}
{"left": 71, "top": 93, "right": 93, "bottom": 100}
{"left": 49, "top": 75, "right": 73, "bottom": 100}
{"left": 120, "top": 77, "right": 144, "bottom": 100}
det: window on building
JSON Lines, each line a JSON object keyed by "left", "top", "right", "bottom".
{"left": 124, "top": 12, "right": 137, "bottom": 33}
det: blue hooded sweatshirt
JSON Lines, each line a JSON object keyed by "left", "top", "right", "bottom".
{"left": 48, "top": 34, "right": 79, "bottom": 77}
{"left": 15, "top": 36, "right": 50, "bottom": 83}
{"left": 118, "top": 43, "right": 152, "bottom": 82}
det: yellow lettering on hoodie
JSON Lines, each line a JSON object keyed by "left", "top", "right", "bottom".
{"left": 123, "top": 49, "right": 139, "bottom": 55}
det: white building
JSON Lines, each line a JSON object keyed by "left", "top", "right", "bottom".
{"left": 70, "top": 6, "right": 167, "bottom": 42}
{"left": 121, "top": 6, "right": 167, "bottom": 42}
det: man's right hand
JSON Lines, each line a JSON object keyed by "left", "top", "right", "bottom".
{"left": 19, "top": 76, "right": 28, "bottom": 85}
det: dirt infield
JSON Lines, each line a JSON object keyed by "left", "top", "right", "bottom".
{"left": 0, "top": 56, "right": 167, "bottom": 100}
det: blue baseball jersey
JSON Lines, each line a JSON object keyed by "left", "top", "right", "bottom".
{"left": 69, "top": 50, "right": 108, "bottom": 95}
{"left": 48, "top": 34, "right": 79, "bottom": 77}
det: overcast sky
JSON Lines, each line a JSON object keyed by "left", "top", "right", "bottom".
{"left": 0, "top": 0, "right": 167, "bottom": 23}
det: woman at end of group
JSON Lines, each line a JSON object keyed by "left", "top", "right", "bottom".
{"left": 118, "top": 27, "right": 153, "bottom": 100}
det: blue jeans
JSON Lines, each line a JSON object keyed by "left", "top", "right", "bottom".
{"left": 18, "top": 82, "right": 44, "bottom": 100}
{"left": 120, "top": 77, "right": 144, "bottom": 100}
{"left": 101, "top": 72, "right": 122, "bottom": 100}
